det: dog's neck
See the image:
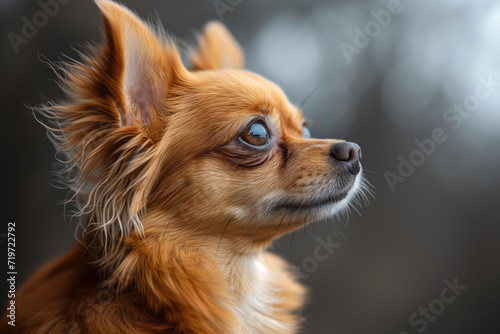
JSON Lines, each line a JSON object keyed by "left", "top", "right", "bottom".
{"left": 202, "top": 240, "right": 277, "bottom": 332}
{"left": 187, "top": 235, "right": 305, "bottom": 333}
{"left": 103, "top": 213, "right": 305, "bottom": 333}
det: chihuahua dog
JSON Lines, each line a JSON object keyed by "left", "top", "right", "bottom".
{"left": 1, "top": 1, "right": 368, "bottom": 333}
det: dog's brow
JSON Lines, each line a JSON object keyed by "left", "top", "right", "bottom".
{"left": 256, "top": 105, "right": 272, "bottom": 115}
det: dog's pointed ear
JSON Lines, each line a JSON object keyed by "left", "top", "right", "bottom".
{"left": 190, "top": 21, "right": 244, "bottom": 71}
{"left": 93, "top": 0, "right": 187, "bottom": 139}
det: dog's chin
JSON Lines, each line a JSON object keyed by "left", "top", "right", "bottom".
{"left": 310, "top": 174, "right": 363, "bottom": 221}
{"left": 268, "top": 170, "right": 364, "bottom": 222}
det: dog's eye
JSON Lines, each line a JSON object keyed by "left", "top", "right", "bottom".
{"left": 241, "top": 122, "right": 269, "bottom": 146}
{"left": 302, "top": 125, "right": 312, "bottom": 139}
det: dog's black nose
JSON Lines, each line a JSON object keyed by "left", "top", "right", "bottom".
{"left": 330, "top": 142, "right": 362, "bottom": 175}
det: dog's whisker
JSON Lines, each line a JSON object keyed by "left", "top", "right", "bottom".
{"left": 198, "top": 219, "right": 226, "bottom": 251}
{"left": 215, "top": 219, "right": 231, "bottom": 261}
{"left": 276, "top": 213, "right": 288, "bottom": 232}
{"left": 309, "top": 223, "right": 320, "bottom": 246}
{"left": 362, "top": 169, "right": 380, "bottom": 175}
{"left": 351, "top": 200, "right": 362, "bottom": 216}
{"left": 303, "top": 220, "right": 308, "bottom": 240}
{"left": 330, "top": 218, "right": 348, "bottom": 243}
{"left": 249, "top": 219, "right": 264, "bottom": 244}
{"left": 163, "top": 200, "right": 185, "bottom": 237}
{"left": 328, "top": 217, "right": 338, "bottom": 237}
{"left": 298, "top": 81, "right": 326, "bottom": 109}
{"left": 344, "top": 203, "right": 352, "bottom": 230}
{"left": 288, "top": 230, "right": 296, "bottom": 260}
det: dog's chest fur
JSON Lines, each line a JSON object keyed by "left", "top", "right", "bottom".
{"left": 220, "top": 252, "right": 305, "bottom": 333}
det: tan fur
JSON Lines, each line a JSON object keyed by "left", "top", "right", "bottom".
{"left": 1, "top": 1, "right": 368, "bottom": 333}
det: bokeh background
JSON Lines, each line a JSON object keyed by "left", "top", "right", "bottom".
{"left": 2, "top": 0, "right": 500, "bottom": 333}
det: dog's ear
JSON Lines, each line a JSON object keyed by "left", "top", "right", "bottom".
{"left": 42, "top": 1, "right": 190, "bottom": 252}
{"left": 92, "top": 0, "right": 187, "bottom": 139}
{"left": 190, "top": 21, "right": 244, "bottom": 70}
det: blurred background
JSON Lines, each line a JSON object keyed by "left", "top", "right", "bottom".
{"left": 2, "top": 0, "right": 500, "bottom": 333}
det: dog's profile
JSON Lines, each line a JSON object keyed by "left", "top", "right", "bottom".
{"left": 1, "top": 1, "right": 368, "bottom": 333}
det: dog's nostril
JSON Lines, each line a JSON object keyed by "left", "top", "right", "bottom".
{"left": 348, "top": 148, "right": 355, "bottom": 161}
{"left": 331, "top": 142, "right": 360, "bottom": 162}
{"left": 330, "top": 142, "right": 362, "bottom": 175}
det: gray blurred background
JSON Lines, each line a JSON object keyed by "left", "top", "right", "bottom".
{"left": 2, "top": 0, "right": 500, "bottom": 333}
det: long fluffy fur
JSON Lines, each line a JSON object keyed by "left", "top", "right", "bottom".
{"left": 35, "top": 1, "right": 188, "bottom": 276}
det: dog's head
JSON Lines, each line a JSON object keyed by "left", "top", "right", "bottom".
{"left": 45, "top": 0, "right": 367, "bottom": 259}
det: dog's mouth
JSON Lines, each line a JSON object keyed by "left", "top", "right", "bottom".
{"left": 271, "top": 183, "right": 355, "bottom": 212}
